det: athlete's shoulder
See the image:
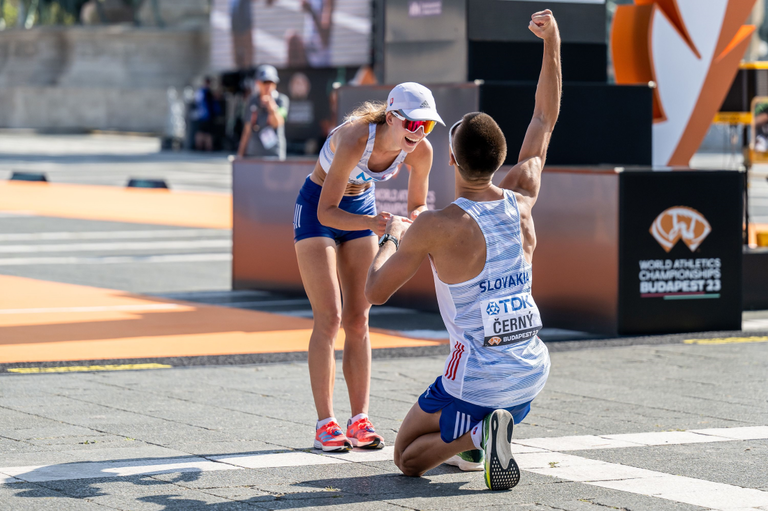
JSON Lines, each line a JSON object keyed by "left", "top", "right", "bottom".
{"left": 411, "top": 205, "right": 469, "bottom": 239}
{"left": 415, "top": 136, "right": 433, "bottom": 155}
{"left": 332, "top": 119, "right": 369, "bottom": 154}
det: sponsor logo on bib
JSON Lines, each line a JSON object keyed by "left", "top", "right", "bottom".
{"left": 480, "top": 292, "right": 542, "bottom": 347}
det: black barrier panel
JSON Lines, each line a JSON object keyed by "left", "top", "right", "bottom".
{"left": 720, "top": 68, "right": 768, "bottom": 113}
{"left": 618, "top": 171, "right": 743, "bottom": 335}
{"left": 743, "top": 248, "right": 768, "bottom": 310}
{"left": 467, "top": 0, "right": 606, "bottom": 44}
{"left": 10, "top": 172, "right": 47, "bottom": 182}
{"left": 480, "top": 83, "right": 653, "bottom": 166}
{"left": 469, "top": 41, "right": 607, "bottom": 83}
{"left": 277, "top": 67, "right": 360, "bottom": 152}
{"left": 127, "top": 178, "right": 168, "bottom": 189}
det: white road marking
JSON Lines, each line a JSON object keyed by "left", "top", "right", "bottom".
{"left": 743, "top": 319, "right": 768, "bottom": 331}
{"left": 511, "top": 427, "right": 768, "bottom": 453}
{"left": 210, "top": 451, "right": 347, "bottom": 469}
{"left": 691, "top": 426, "right": 768, "bottom": 440}
{"left": 0, "top": 458, "right": 233, "bottom": 484}
{"left": 0, "top": 253, "right": 232, "bottom": 265}
{"left": 518, "top": 451, "right": 768, "bottom": 510}
{"left": 1, "top": 428, "right": 767, "bottom": 511}
{"left": 0, "top": 239, "right": 231, "bottom": 253}
{"left": 0, "top": 230, "right": 228, "bottom": 241}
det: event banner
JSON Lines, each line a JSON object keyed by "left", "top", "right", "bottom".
{"left": 618, "top": 171, "right": 743, "bottom": 334}
{"left": 210, "top": 0, "right": 372, "bottom": 72}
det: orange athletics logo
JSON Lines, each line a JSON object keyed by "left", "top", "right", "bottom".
{"left": 650, "top": 207, "right": 711, "bottom": 253}
{"left": 488, "top": 337, "right": 502, "bottom": 346}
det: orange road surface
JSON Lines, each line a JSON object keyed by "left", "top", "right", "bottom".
{"left": 0, "top": 182, "right": 231, "bottom": 229}
{"left": 0, "top": 275, "right": 446, "bottom": 365}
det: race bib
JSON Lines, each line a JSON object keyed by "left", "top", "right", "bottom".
{"left": 259, "top": 127, "right": 279, "bottom": 149}
{"left": 480, "top": 292, "right": 542, "bottom": 347}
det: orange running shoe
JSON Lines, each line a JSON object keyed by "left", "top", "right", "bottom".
{"left": 346, "top": 416, "right": 385, "bottom": 449}
{"left": 314, "top": 420, "right": 352, "bottom": 452}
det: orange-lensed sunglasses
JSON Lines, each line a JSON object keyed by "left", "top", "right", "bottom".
{"left": 391, "top": 110, "right": 437, "bottom": 135}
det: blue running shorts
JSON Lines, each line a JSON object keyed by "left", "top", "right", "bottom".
{"left": 418, "top": 376, "right": 532, "bottom": 444}
{"left": 293, "top": 175, "right": 376, "bottom": 244}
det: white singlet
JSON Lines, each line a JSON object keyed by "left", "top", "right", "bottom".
{"left": 431, "top": 190, "right": 551, "bottom": 408}
{"left": 319, "top": 119, "right": 407, "bottom": 185}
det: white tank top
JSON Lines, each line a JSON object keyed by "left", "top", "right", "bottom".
{"left": 431, "top": 190, "right": 550, "bottom": 408}
{"left": 319, "top": 119, "right": 407, "bottom": 185}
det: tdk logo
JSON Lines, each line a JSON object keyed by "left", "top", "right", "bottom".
{"left": 485, "top": 294, "right": 533, "bottom": 315}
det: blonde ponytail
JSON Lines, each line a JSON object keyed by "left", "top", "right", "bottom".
{"left": 345, "top": 101, "right": 387, "bottom": 125}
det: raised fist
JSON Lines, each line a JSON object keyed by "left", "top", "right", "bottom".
{"left": 528, "top": 10, "right": 559, "bottom": 41}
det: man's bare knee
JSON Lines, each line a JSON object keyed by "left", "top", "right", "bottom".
{"left": 397, "top": 451, "right": 426, "bottom": 478}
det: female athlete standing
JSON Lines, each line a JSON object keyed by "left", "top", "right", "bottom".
{"left": 294, "top": 83, "right": 444, "bottom": 451}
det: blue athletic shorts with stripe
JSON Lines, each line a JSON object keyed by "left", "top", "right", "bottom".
{"left": 293, "top": 175, "right": 376, "bottom": 244}
{"left": 418, "top": 376, "right": 532, "bottom": 444}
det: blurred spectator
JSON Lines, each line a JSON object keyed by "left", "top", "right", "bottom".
{"left": 230, "top": 0, "right": 254, "bottom": 70}
{"left": 238, "top": 65, "right": 290, "bottom": 160}
{"left": 192, "top": 77, "right": 215, "bottom": 151}
{"left": 286, "top": 0, "right": 334, "bottom": 67}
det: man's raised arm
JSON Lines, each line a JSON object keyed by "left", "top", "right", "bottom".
{"left": 499, "top": 10, "right": 562, "bottom": 201}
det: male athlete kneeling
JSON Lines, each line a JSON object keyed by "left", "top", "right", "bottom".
{"left": 365, "top": 10, "right": 561, "bottom": 490}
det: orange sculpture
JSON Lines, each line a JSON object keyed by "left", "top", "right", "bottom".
{"left": 611, "top": 0, "right": 756, "bottom": 166}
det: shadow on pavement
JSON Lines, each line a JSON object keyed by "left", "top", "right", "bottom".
{"left": 6, "top": 455, "right": 486, "bottom": 509}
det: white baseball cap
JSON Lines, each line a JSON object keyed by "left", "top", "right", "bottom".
{"left": 256, "top": 65, "right": 280, "bottom": 84}
{"left": 386, "top": 82, "right": 444, "bottom": 125}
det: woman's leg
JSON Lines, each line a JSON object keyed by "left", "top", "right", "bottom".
{"left": 395, "top": 403, "right": 475, "bottom": 477}
{"left": 295, "top": 236, "right": 342, "bottom": 421}
{"left": 336, "top": 235, "right": 378, "bottom": 417}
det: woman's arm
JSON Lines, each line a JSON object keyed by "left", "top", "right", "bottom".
{"left": 317, "top": 124, "right": 391, "bottom": 235}
{"left": 404, "top": 138, "right": 433, "bottom": 220}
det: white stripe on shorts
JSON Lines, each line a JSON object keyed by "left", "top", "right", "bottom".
{"left": 453, "top": 411, "right": 461, "bottom": 440}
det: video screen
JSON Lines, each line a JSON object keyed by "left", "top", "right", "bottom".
{"left": 211, "top": 0, "right": 373, "bottom": 71}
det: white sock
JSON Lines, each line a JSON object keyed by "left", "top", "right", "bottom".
{"left": 317, "top": 417, "right": 336, "bottom": 430}
{"left": 348, "top": 412, "right": 368, "bottom": 426}
{"left": 470, "top": 422, "right": 483, "bottom": 450}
